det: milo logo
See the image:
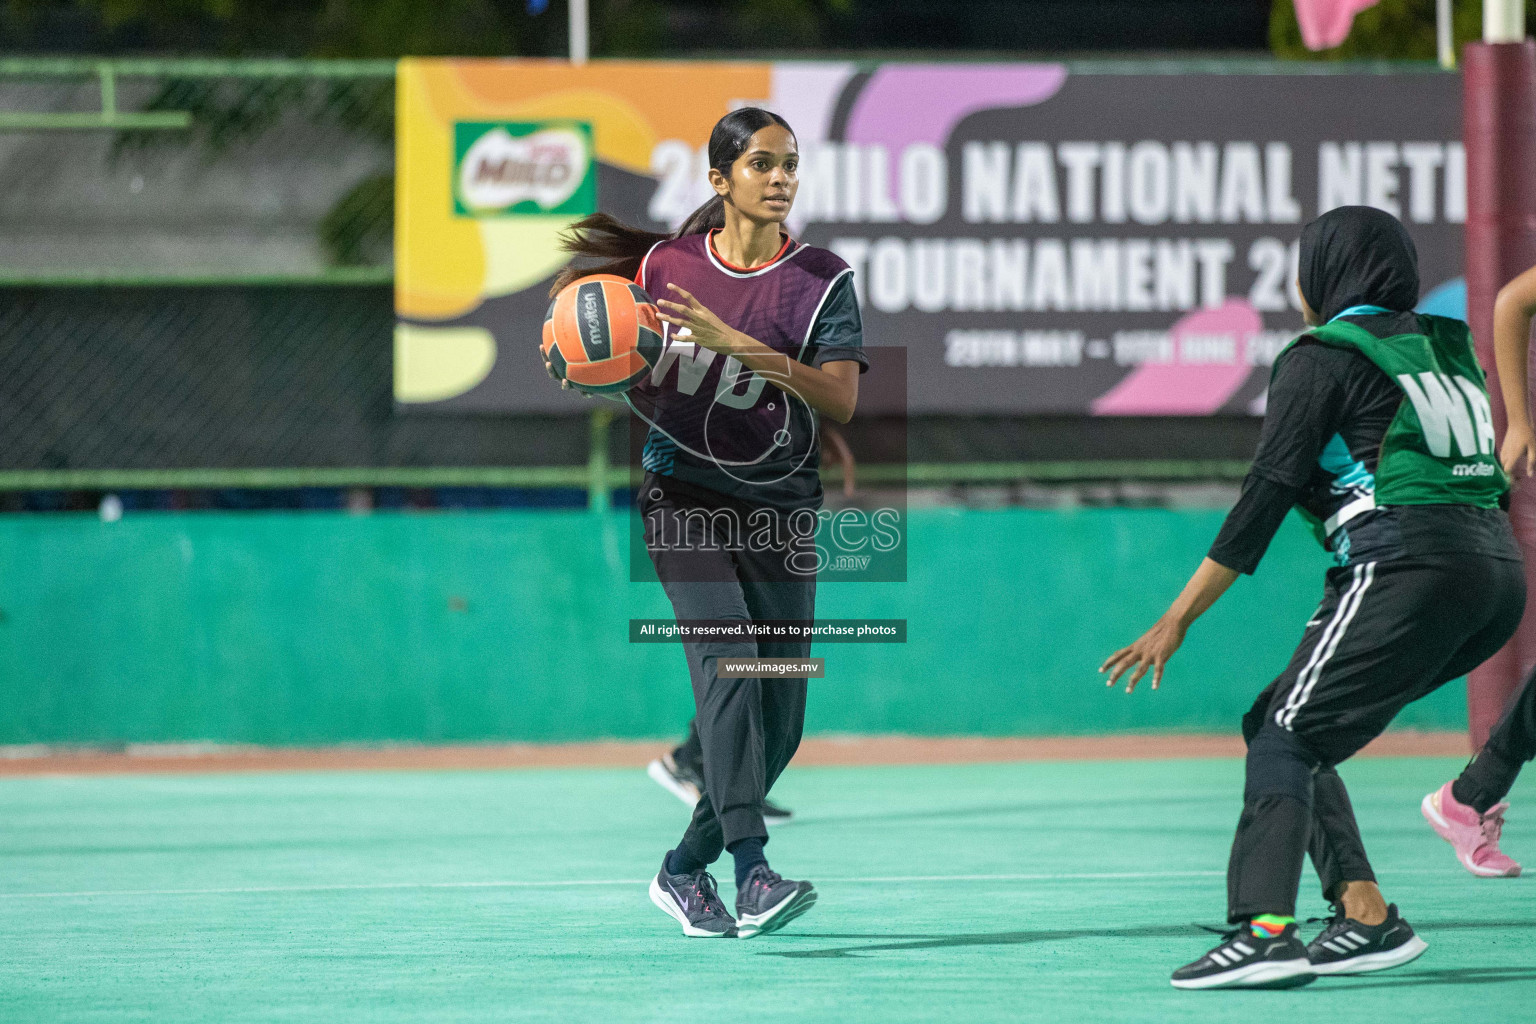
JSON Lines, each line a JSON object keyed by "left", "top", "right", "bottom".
{"left": 453, "top": 121, "right": 596, "bottom": 216}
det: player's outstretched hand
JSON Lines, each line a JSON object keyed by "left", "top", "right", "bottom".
{"left": 1100, "top": 615, "right": 1187, "bottom": 693}
{"left": 657, "top": 284, "right": 741, "bottom": 355}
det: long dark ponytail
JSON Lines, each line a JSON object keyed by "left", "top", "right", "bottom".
{"left": 551, "top": 107, "right": 795, "bottom": 294}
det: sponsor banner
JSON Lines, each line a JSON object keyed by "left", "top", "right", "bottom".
{"left": 396, "top": 61, "right": 1463, "bottom": 415}
{"left": 452, "top": 121, "right": 596, "bottom": 216}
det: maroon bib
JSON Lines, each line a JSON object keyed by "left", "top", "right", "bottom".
{"left": 628, "top": 233, "right": 851, "bottom": 470}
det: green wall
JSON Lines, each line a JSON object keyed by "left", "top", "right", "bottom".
{"left": 0, "top": 508, "right": 1467, "bottom": 744}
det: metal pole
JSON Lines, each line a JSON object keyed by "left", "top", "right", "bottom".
{"left": 1437, "top": 0, "right": 1456, "bottom": 69}
{"left": 1486, "top": 0, "right": 1526, "bottom": 43}
{"left": 1462, "top": 35, "right": 1536, "bottom": 747}
{"left": 97, "top": 62, "right": 116, "bottom": 121}
{"left": 569, "top": 0, "right": 589, "bottom": 65}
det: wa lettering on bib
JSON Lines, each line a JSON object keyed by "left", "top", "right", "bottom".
{"left": 1292, "top": 315, "right": 1507, "bottom": 509}
{"left": 1394, "top": 371, "right": 1496, "bottom": 461}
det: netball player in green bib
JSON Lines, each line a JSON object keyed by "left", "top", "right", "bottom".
{"left": 1102, "top": 206, "right": 1525, "bottom": 989}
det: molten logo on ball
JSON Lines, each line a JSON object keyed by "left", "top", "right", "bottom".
{"left": 582, "top": 290, "right": 604, "bottom": 349}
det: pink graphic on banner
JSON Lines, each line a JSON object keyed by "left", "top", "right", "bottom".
{"left": 1091, "top": 300, "right": 1263, "bottom": 416}
{"left": 770, "top": 62, "right": 860, "bottom": 145}
{"left": 843, "top": 64, "right": 1067, "bottom": 150}
{"left": 1293, "top": 0, "right": 1381, "bottom": 51}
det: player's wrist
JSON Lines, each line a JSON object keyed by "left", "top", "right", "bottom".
{"left": 730, "top": 331, "right": 773, "bottom": 360}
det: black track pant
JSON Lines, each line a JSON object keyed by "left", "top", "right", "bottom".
{"left": 674, "top": 720, "right": 704, "bottom": 771}
{"left": 1227, "top": 553, "right": 1525, "bottom": 923}
{"left": 643, "top": 482, "right": 814, "bottom": 862}
{"left": 1455, "top": 660, "right": 1536, "bottom": 812}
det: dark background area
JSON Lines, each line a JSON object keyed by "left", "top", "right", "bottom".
{"left": 1, "top": 1, "right": 1515, "bottom": 60}
{"left": 0, "top": 0, "right": 1469, "bottom": 509}
{"left": 0, "top": 285, "right": 1263, "bottom": 475}
{"left": 0, "top": 0, "right": 1272, "bottom": 58}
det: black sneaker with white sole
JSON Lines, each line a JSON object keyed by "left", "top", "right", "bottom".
{"left": 734, "top": 864, "right": 816, "bottom": 938}
{"left": 761, "top": 797, "right": 793, "bottom": 825}
{"left": 1306, "top": 903, "right": 1427, "bottom": 975}
{"left": 1171, "top": 923, "right": 1316, "bottom": 990}
{"left": 647, "top": 754, "right": 703, "bottom": 807}
{"left": 649, "top": 858, "right": 737, "bottom": 937}
{"left": 648, "top": 755, "right": 794, "bottom": 826}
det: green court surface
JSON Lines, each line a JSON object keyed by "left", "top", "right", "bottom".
{"left": 3, "top": 758, "right": 1533, "bottom": 1023}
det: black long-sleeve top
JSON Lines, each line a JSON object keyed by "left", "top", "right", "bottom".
{"left": 1208, "top": 312, "right": 1518, "bottom": 574}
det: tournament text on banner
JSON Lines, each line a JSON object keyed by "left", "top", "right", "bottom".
{"left": 395, "top": 61, "right": 1463, "bottom": 417}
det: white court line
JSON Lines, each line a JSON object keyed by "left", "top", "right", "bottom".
{"left": 820, "top": 871, "right": 1223, "bottom": 883}
{"left": 0, "top": 867, "right": 1471, "bottom": 901}
{"left": 0, "top": 871, "right": 1219, "bottom": 900}
{"left": 0, "top": 879, "right": 650, "bottom": 900}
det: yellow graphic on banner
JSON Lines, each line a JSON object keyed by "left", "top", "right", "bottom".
{"left": 393, "top": 324, "right": 497, "bottom": 403}
{"left": 395, "top": 59, "right": 770, "bottom": 404}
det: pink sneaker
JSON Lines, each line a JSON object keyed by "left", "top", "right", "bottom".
{"left": 1421, "top": 781, "right": 1522, "bottom": 878}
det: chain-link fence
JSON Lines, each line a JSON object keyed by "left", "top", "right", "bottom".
{"left": 0, "top": 60, "right": 536, "bottom": 500}
{"left": 0, "top": 58, "right": 1254, "bottom": 504}
{"left": 0, "top": 59, "right": 393, "bottom": 283}
{"left": 0, "top": 282, "right": 624, "bottom": 483}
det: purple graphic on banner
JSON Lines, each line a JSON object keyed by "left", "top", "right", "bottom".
{"left": 844, "top": 64, "right": 1068, "bottom": 150}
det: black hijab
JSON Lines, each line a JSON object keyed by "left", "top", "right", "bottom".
{"left": 1298, "top": 205, "right": 1419, "bottom": 323}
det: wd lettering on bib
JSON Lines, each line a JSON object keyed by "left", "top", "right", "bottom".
{"left": 626, "top": 232, "right": 856, "bottom": 509}
{"left": 651, "top": 335, "right": 716, "bottom": 396}
{"left": 649, "top": 331, "right": 769, "bottom": 410}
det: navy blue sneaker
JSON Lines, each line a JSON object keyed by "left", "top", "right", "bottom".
{"left": 761, "top": 797, "right": 793, "bottom": 825}
{"left": 649, "top": 857, "right": 737, "bottom": 938}
{"left": 1306, "top": 904, "right": 1427, "bottom": 975}
{"left": 734, "top": 864, "right": 816, "bottom": 938}
{"left": 1171, "top": 923, "right": 1315, "bottom": 990}
{"left": 648, "top": 754, "right": 793, "bottom": 824}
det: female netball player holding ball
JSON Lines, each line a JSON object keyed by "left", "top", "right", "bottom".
{"left": 1103, "top": 207, "right": 1524, "bottom": 989}
{"left": 553, "top": 108, "right": 866, "bottom": 938}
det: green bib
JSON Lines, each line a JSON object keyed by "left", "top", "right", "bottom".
{"left": 1285, "top": 314, "right": 1507, "bottom": 509}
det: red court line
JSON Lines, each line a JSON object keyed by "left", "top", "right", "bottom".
{"left": 0, "top": 731, "right": 1469, "bottom": 776}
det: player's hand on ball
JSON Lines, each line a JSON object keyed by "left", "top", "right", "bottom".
{"left": 1100, "top": 615, "right": 1187, "bottom": 693}
{"left": 540, "top": 349, "right": 575, "bottom": 390}
{"left": 657, "top": 284, "right": 741, "bottom": 354}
